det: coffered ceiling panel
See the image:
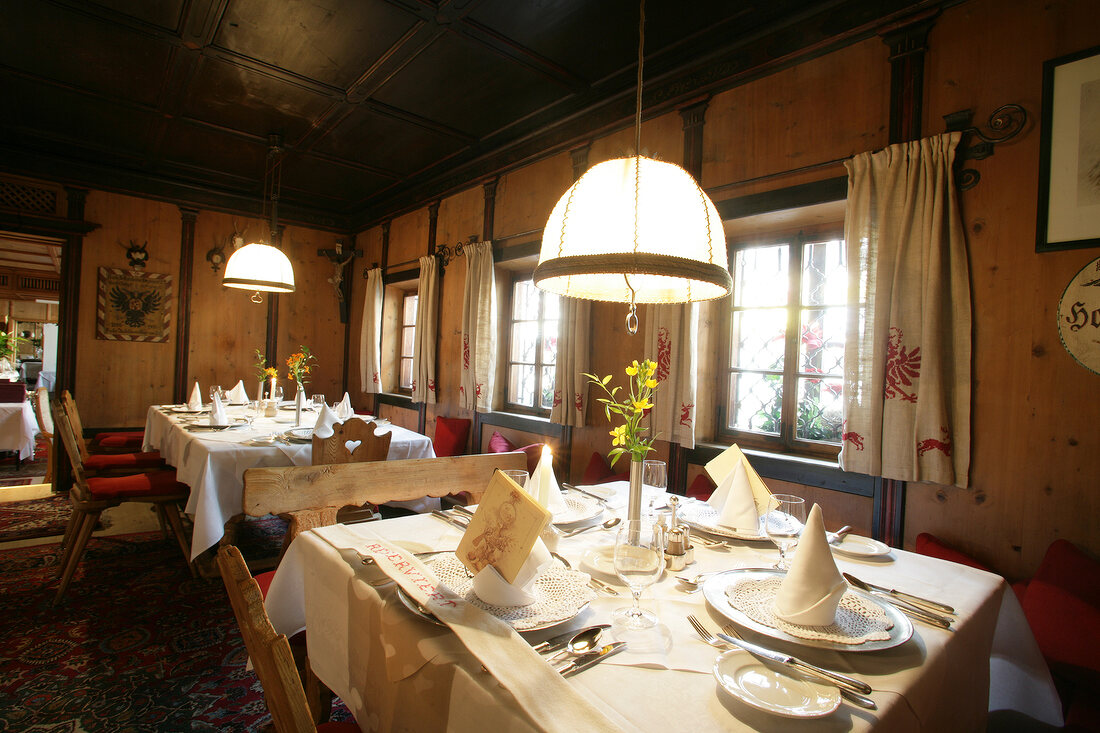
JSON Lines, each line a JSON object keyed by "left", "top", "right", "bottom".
{"left": 88, "top": 0, "right": 187, "bottom": 31}
{"left": 314, "top": 107, "right": 464, "bottom": 178}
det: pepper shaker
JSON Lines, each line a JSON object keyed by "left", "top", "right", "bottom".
{"left": 664, "top": 495, "right": 694, "bottom": 569}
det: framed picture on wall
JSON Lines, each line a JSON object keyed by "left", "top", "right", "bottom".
{"left": 1037, "top": 44, "right": 1100, "bottom": 252}
{"left": 95, "top": 267, "right": 173, "bottom": 342}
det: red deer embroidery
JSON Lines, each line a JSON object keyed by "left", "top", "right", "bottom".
{"left": 372, "top": 372, "right": 379, "bottom": 384}
{"left": 574, "top": 393, "right": 583, "bottom": 412}
{"left": 411, "top": 379, "right": 416, "bottom": 393}
{"left": 884, "top": 327, "right": 920, "bottom": 403}
{"left": 679, "top": 403, "right": 693, "bottom": 427}
{"left": 841, "top": 421, "right": 865, "bottom": 451}
{"left": 552, "top": 390, "right": 562, "bottom": 407}
{"left": 656, "top": 327, "right": 671, "bottom": 382}
{"left": 475, "top": 383, "right": 483, "bottom": 399}
{"left": 427, "top": 379, "right": 436, "bottom": 392}
{"left": 917, "top": 428, "right": 952, "bottom": 457}
{"left": 462, "top": 334, "right": 470, "bottom": 371}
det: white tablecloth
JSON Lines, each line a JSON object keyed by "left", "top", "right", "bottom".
{"left": 265, "top": 483, "right": 1062, "bottom": 732}
{"left": 0, "top": 401, "right": 38, "bottom": 460}
{"left": 143, "top": 406, "right": 436, "bottom": 559}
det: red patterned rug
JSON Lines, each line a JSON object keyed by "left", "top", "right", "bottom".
{"left": 0, "top": 531, "right": 350, "bottom": 730}
{"left": 0, "top": 493, "right": 103, "bottom": 543}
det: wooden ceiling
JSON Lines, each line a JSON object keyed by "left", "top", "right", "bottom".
{"left": 0, "top": 0, "right": 937, "bottom": 232}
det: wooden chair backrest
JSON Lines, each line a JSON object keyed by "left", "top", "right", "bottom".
{"left": 33, "top": 386, "right": 52, "bottom": 437}
{"left": 242, "top": 452, "right": 526, "bottom": 538}
{"left": 311, "top": 418, "right": 391, "bottom": 465}
{"left": 51, "top": 398, "right": 91, "bottom": 498}
{"left": 59, "top": 391, "right": 90, "bottom": 461}
{"left": 217, "top": 545, "right": 317, "bottom": 733}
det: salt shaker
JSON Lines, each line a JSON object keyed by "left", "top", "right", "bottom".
{"left": 664, "top": 495, "right": 694, "bottom": 569}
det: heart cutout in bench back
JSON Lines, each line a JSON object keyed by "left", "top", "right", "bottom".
{"left": 344, "top": 439, "right": 362, "bottom": 454}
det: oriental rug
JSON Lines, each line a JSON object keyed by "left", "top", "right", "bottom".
{"left": 0, "top": 493, "right": 104, "bottom": 544}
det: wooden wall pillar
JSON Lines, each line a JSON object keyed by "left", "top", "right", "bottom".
{"left": 173, "top": 208, "right": 197, "bottom": 403}
{"left": 54, "top": 186, "right": 89, "bottom": 494}
{"left": 880, "top": 13, "right": 936, "bottom": 144}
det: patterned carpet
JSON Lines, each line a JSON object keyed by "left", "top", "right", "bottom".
{"left": 0, "top": 529, "right": 349, "bottom": 731}
{"left": 0, "top": 435, "right": 49, "bottom": 481}
{"left": 0, "top": 493, "right": 106, "bottom": 543}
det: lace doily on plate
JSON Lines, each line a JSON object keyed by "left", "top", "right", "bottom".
{"left": 725, "top": 577, "right": 892, "bottom": 644}
{"left": 553, "top": 494, "right": 602, "bottom": 525}
{"left": 427, "top": 554, "right": 596, "bottom": 631}
{"left": 679, "top": 500, "right": 766, "bottom": 540}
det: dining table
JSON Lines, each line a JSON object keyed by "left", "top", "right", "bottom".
{"left": 0, "top": 400, "right": 39, "bottom": 462}
{"left": 263, "top": 481, "right": 1063, "bottom": 732}
{"left": 142, "top": 405, "right": 436, "bottom": 560}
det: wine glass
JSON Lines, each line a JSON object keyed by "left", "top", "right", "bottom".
{"left": 272, "top": 385, "right": 284, "bottom": 404}
{"left": 641, "top": 459, "right": 666, "bottom": 518}
{"left": 310, "top": 394, "right": 325, "bottom": 412}
{"left": 208, "top": 385, "right": 224, "bottom": 404}
{"left": 612, "top": 519, "right": 667, "bottom": 629}
{"left": 500, "top": 469, "right": 529, "bottom": 490}
{"left": 764, "top": 494, "right": 806, "bottom": 570}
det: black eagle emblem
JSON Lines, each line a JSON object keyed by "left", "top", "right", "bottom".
{"left": 109, "top": 286, "right": 161, "bottom": 328}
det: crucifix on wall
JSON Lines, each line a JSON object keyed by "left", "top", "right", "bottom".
{"left": 317, "top": 239, "right": 362, "bottom": 323}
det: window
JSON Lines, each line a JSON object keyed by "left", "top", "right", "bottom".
{"left": 505, "top": 277, "right": 559, "bottom": 414}
{"left": 398, "top": 292, "right": 417, "bottom": 393}
{"left": 721, "top": 224, "right": 847, "bottom": 458}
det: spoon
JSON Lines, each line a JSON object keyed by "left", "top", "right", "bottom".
{"left": 675, "top": 570, "right": 723, "bottom": 587}
{"left": 560, "top": 517, "right": 621, "bottom": 537}
{"left": 827, "top": 525, "right": 853, "bottom": 544}
{"left": 548, "top": 626, "right": 606, "bottom": 664}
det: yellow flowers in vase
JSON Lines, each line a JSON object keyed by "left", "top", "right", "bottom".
{"left": 584, "top": 358, "right": 660, "bottom": 467}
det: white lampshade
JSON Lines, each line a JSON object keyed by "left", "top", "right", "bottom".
{"left": 534, "top": 156, "right": 731, "bottom": 304}
{"left": 222, "top": 242, "right": 295, "bottom": 293}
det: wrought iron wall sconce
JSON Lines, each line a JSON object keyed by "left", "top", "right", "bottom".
{"left": 944, "top": 103, "right": 1027, "bottom": 190}
{"left": 207, "top": 233, "right": 244, "bottom": 273}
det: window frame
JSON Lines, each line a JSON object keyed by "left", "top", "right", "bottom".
{"left": 396, "top": 290, "right": 418, "bottom": 396}
{"left": 503, "top": 273, "right": 558, "bottom": 417}
{"left": 717, "top": 220, "right": 846, "bottom": 461}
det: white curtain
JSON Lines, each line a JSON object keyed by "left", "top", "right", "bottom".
{"left": 359, "top": 267, "right": 383, "bottom": 393}
{"left": 411, "top": 255, "right": 438, "bottom": 404}
{"left": 840, "top": 132, "right": 971, "bottom": 488}
{"left": 459, "top": 241, "right": 495, "bottom": 412}
{"left": 550, "top": 297, "right": 590, "bottom": 427}
{"left": 644, "top": 303, "right": 698, "bottom": 449}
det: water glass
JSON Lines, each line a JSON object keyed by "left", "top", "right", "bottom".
{"left": 500, "top": 469, "right": 529, "bottom": 490}
{"left": 311, "top": 394, "right": 326, "bottom": 412}
{"left": 764, "top": 494, "right": 806, "bottom": 570}
{"left": 641, "top": 459, "right": 666, "bottom": 517}
{"left": 272, "top": 385, "right": 284, "bottom": 403}
{"left": 209, "top": 385, "right": 224, "bottom": 404}
{"left": 612, "top": 519, "right": 667, "bottom": 629}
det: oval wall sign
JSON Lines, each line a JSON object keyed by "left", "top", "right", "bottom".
{"left": 1058, "top": 256, "right": 1100, "bottom": 375}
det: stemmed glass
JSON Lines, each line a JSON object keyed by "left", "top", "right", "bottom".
{"left": 208, "top": 385, "right": 224, "bottom": 405}
{"left": 764, "top": 494, "right": 806, "bottom": 570}
{"left": 310, "top": 394, "right": 326, "bottom": 412}
{"left": 641, "top": 459, "right": 666, "bottom": 518}
{"left": 272, "top": 385, "right": 284, "bottom": 404}
{"left": 612, "top": 519, "right": 667, "bottom": 629}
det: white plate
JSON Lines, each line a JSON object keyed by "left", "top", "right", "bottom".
{"left": 830, "top": 535, "right": 891, "bottom": 558}
{"left": 713, "top": 650, "right": 840, "bottom": 718}
{"left": 552, "top": 494, "right": 603, "bottom": 526}
{"left": 171, "top": 406, "right": 206, "bottom": 414}
{"left": 286, "top": 426, "right": 314, "bottom": 439}
{"left": 580, "top": 545, "right": 660, "bottom": 583}
{"left": 679, "top": 499, "right": 768, "bottom": 541}
{"left": 702, "top": 569, "right": 913, "bottom": 652}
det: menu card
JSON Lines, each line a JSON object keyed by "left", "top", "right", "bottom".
{"left": 457, "top": 470, "right": 551, "bottom": 583}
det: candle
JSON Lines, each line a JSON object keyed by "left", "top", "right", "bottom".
{"left": 270, "top": 375, "right": 276, "bottom": 399}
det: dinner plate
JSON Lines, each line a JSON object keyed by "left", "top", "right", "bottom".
{"left": 580, "top": 544, "right": 660, "bottom": 583}
{"left": 286, "top": 426, "right": 314, "bottom": 439}
{"left": 552, "top": 494, "right": 603, "bottom": 526}
{"left": 830, "top": 534, "right": 891, "bottom": 558}
{"left": 170, "top": 406, "right": 207, "bottom": 414}
{"left": 713, "top": 649, "right": 840, "bottom": 718}
{"left": 679, "top": 499, "right": 768, "bottom": 541}
{"left": 702, "top": 569, "right": 913, "bottom": 652}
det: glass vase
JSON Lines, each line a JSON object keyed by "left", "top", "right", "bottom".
{"left": 628, "top": 457, "right": 643, "bottom": 522}
{"left": 294, "top": 381, "right": 304, "bottom": 427}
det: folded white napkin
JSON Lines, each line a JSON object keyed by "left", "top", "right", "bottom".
{"left": 335, "top": 392, "right": 353, "bottom": 420}
{"left": 774, "top": 504, "right": 846, "bottom": 626}
{"left": 226, "top": 380, "right": 248, "bottom": 404}
{"left": 208, "top": 392, "right": 228, "bottom": 426}
{"left": 313, "top": 403, "right": 339, "bottom": 439}
{"left": 707, "top": 459, "right": 760, "bottom": 531}
{"left": 472, "top": 537, "right": 551, "bottom": 606}
{"left": 187, "top": 382, "right": 203, "bottom": 410}
{"left": 527, "top": 445, "right": 568, "bottom": 515}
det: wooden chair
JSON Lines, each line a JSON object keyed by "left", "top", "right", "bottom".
{"left": 217, "top": 545, "right": 359, "bottom": 733}
{"left": 243, "top": 451, "right": 527, "bottom": 545}
{"left": 311, "top": 417, "right": 391, "bottom": 465}
{"left": 57, "top": 390, "right": 164, "bottom": 474}
{"left": 32, "top": 386, "right": 53, "bottom": 484}
{"left": 51, "top": 396, "right": 193, "bottom": 605}
{"left": 58, "top": 389, "right": 145, "bottom": 452}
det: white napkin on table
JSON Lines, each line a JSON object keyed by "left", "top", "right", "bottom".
{"left": 527, "top": 445, "right": 568, "bottom": 515}
{"left": 313, "top": 403, "right": 339, "bottom": 439}
{"left": 706, "top": 460, "right": 760, "bottom": 531}
{"left": 187, "top": 382, "right": 203, "bottom": 410}
{"left": 226, "top": 380, "right": 248, "bottom": 404}
{"left": 471, "top": 537, "right": 552, "bottom": 606}
{"left": 774, "top": 503, "right": 846, "bottom": 626}
{"left": 208, "top": 392, "right": 228, "bottom": 426}
{"left": 335, "top": 392, "right": 353, "bottom": 420}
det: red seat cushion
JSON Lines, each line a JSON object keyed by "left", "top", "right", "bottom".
{"left": 487, "top": 430, "right": 515, "bottom": 453}
{"left": 255, "top": 570, "right": 275, "bottom": 598}
{"left": 433, "top": 417, "right": 470, "bottom": 457}
{"left": 517, "top": 443, "right": 543, "bottom": 474}
{"left": 914, "top": 532, "right": 992, "bottom": 572}
{"left": 84, "top": 451, "right": 165, "bottom": 471}
{"left": 86, "top": 470, "right": 188, "bottom": 499}
{"left": 687, "top": 473, "right": 716, "bottom": 500}
{"left": 93, "top": 431, "right": 145, "bottom": 449}
{"left": 1021, "top": 539, "right": 1100, "bottom": 675}
{"left": 579, "top": 451, "right": 628, "bottom": 484}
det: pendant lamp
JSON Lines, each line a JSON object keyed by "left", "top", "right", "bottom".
{"left": 533, "top": 0, "right": 730, "bottom": 332}
{"left": 223, "top": 135, "right": 296, "bottom": 301}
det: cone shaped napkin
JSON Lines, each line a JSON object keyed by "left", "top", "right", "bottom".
{"left": 226, "top": 380, "right": 249, "bottom": 404}
{"left": 707, "top": 460, "right": 760, "bottom": 531}
{"left": 774, "top": 504, "right": 846, "bottom": 626}
{"left": 528, "top": 446, "right": 568, "bottom": 515}
{"left": 208, "top": 392, "right": 228, "bottom": 426}
{"left": 313, "top": 403, "right": 339, "bottom": 439}
{"left": 187, "top": 382, "right": 203, "bottom": 410}
{"left": 335, "top": 392, "right": 354, "bottom": 420}
{"left": 472, "top": 537, "right": 551, "bottom": 606}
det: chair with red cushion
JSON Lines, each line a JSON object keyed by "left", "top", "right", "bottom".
{"left": 58, "top": 391, "right": 164, "bottom": 473}
{"left": 580, "top": 451, "right": 631, "bottom": 485}
{"left": 485, "top": 431, "right": 544, "bottom": 474}
{"left": 218, "top": 546, "right": 358, "bottom": 733}
{"left": 51, "top": 395, "right": 192, "bottom": 605}
{"left": 914, "top": 532, "right": 993, "bottom": 572}
{"left": 432, "top": 416, "right": 471, "bottom": 457}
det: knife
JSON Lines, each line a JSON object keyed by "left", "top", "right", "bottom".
{"left": 587, "top": 577, "right": 620, "bottom": 596}
{"left": 430, "top": 510, "right": 469, "bottom": 530}
{"left": 560, "top": 641, "right": 626, "bottom": 677}
{"left": 531, "top": 624, "right": 611, "bottom": 654}
{"left": 845, "top": 575, "right": 955, "bottom": 615}
{"left": 561, "top": 483, "right": 610, "bottom": 505}
{"left": 716, "top": 633, "right": 872, "bottom": 695}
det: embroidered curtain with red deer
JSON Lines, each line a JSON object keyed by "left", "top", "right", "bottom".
{"left": 459, "top": 241, "right": 496, "bottom": 412}
{"left": 550, "top": 296, "right": 590, "bottom": 427}
{"left": 411, "top": 255, "right": 438, "bottom": 404}
{"left": 644, "top": 303, "right": 698, "bottom": 449}
{"left": 840, "top": 132, "right": 971, "bottom": 488}
{"left": 359, "top": 267, "right": 383, "bottom": 393}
